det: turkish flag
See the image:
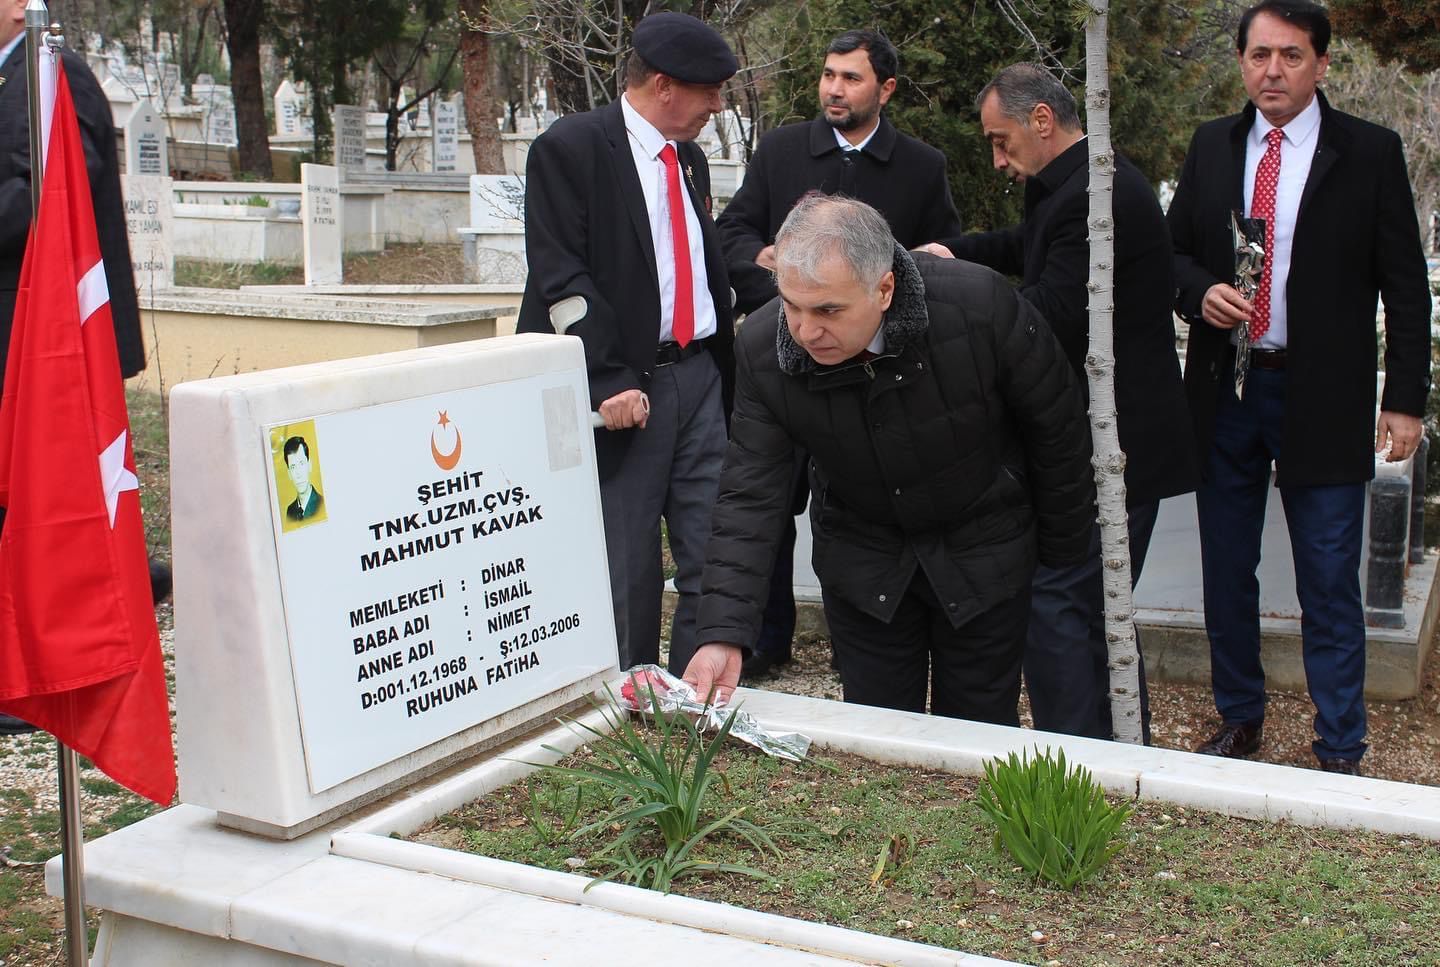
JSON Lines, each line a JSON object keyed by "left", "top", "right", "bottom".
{"left": 0, "top": 54, "right": 175, "bottom": 805}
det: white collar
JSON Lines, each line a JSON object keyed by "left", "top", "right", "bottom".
{"left": 833, "top": 121, "right": 878, "bottom": 154}
{"left": 0, "top": 33, "right": 24, "bottom": 67}
{"left": 621, "top": 93, "right": 671, "bottom": 161}
{"left": 1252, "top": 93, "right": 1321, "bottom": 149}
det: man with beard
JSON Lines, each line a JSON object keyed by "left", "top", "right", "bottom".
{"left": 715, "top": 28, "right": 962, "bottom": 679}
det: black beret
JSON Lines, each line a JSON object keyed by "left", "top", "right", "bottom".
{"left": 632, "top": 12, "right": 738, "bottom": 85}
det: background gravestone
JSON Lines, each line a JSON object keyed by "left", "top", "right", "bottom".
{"left": 123, "top": 99, "right": 167, "bottom": 176}
{"left": 301, "top": 163, "right": 342, "bottom": 285}
{"left": 432, "top": 96, "right": 460, "bottom": 172}
{"left": 333, "top": 105, "right": 367, "bottom": 174}
{"left": 121, "top": 174, "right": 174, "bottom": 290}
{"left": 274, "top": 79, "right": 311, "bottom": 136}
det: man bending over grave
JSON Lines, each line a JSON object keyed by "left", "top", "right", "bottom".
{"left": 683, "top": 194, "right": 1095, "bottom": 716}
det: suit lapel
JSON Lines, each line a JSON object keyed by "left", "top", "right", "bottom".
{"left": 0, "top": 44, "right": 25, "bottom": 99}
{"left": 1227, "top": 112, "right": 1249, "bottom": 213}
{"left": 603, "top": 100, "right": 659, "bottom": 291}
{"left": 1297, "top": 96, "right": 1344, "bottom": 223}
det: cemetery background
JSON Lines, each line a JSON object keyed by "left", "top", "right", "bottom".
{"left": 0, "top": 0, "right": 1438, "bottom": 961}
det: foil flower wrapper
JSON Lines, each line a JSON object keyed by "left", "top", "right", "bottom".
{"left": 1230, "top": 210, "right": 1266, "bottom": 399}
{"left": 616, "top": 664, "right": 811, "bottom": 762}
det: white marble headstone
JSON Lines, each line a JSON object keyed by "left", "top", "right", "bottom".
{"left": 122, "top": 99, "right": 167, "bottom": 176}
{"left": 274, "top": 78, "right": 311, "bottom": 136}
{"left": 301, "top": 163, "right": 342, "bottom": 285}
{"left": 333, "top": 104, "right": 367, "bottom": 173}
{"left": 467, "top": 174, "right": 525, "bottom": 230}
{"left": 432, "top": 96, "right": 460, "bottom": 172}
{"left": 199, "top": 86, "right": 237, "bottom": 146}
{"left": 120, "top": 174, "right": 174, "bottom": 290}
{"left": 170, "top": 335, "right": 618, "bottom": 834}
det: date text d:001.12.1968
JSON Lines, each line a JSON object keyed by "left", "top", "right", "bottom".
{"left": 499, "top": 613, "right": 581, "bottom": 658}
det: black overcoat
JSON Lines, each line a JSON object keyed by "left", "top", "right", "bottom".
{"left": 516, "top": 99, "right": 735, "bottom": 480}
{"left": 1167, "top": 93, "right": 1431, "bottom": 487}
{"left": 942, "top": 139, "right": 1197, "bottom": 506}
{"left": 695, "top": 249, "right": 1095, "bottom": 651}
{"left": 0, "top": 45, "right": 145, "bottom": 384}
{"left": 717, "top": 116, "right": 962, "bottom": 314}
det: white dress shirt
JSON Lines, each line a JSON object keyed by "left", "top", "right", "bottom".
{"left": 833, "top": 123, "right": 879, "bottom": 154}
{"left": 620, "top": 94, "right": 717, "bottom": 344}
{"left": 0, "top": 33, "right": 24, "bottom": 67}
{"left": 1243, "top": 94, "right": 1321, "bottom": 350}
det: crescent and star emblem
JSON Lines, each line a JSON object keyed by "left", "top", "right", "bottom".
{"left": 430, "top": 410, "right": 462, "bottom": 470}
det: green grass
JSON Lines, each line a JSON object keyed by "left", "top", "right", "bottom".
{"left": 173, "top": 258, "right": 302, "bottom": 289}
{"left": 127, "top": 388, "right": 171, "bottom": 561}
{"left": 433, "top": 740, "right": 1440, "bottom": 966}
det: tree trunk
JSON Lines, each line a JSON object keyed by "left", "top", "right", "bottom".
{"left": 223, "top": 0, "right": 272, "bottom": 179}
{"left": 1084, "top": 0, "right": 1143, "bottom": 743}
{"left": 458, "top": 0, "right": 504, "bottom": 174}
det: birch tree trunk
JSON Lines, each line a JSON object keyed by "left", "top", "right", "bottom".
{"left": 1083, "top": 0, "right": 1143, "bottom": 743}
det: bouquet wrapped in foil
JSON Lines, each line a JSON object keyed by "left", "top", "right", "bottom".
{"left": 1230, "top": 210, "right": 1266, "bottom": 399}
{"left": 617, "top": 664, "right": 811, "bottom": 762}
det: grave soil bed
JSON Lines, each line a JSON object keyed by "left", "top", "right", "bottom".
{"left": 414, "top": 736, "right": 1440, "bottom": 966}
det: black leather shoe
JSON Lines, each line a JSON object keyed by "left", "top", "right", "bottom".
{"left": 1195, "top": 721, "right": 1263, "bottom": 758}
{"left": 149, "top": 559, "right": 173, "bottom": 605}
{"left": 0, "top": 712, "right": 39, "bottom": 735}
{"left": 740, "top": 651, "right": 789, "bottom": 682}
{"left": 1319, "top": 758, "right": 1361, "bottom": 776}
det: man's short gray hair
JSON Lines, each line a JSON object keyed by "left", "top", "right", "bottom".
{"left": 774, "top": 194, "right": 895, "bottom": 288}
{"left": 976, "top": 63, "right": 1082, "bottom": 131}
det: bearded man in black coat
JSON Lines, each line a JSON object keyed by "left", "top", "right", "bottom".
{"left": 925, "top": 64, "right": 1196, "bottom": 743}
{"left": 684, "top": 195, "right": 1094, "bottom": 715}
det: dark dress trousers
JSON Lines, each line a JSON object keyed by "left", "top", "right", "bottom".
{"left": 717, "top": 115, "right": 962, "bottom": 315}
{"left": 516, "top": 99, "right": 735, "bottom": 674}
{"left": 942, "top": 139, "right": 1196, "bottom": 741}
{"left": 0, "top": 44, "right": 145, "bottom": 387}
{"left": 1167, "top": 93, "right": 1431, "bottom": 762}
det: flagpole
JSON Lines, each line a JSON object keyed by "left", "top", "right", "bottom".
{"left": 25, "top": 4, "right": 88, "bottom": 965}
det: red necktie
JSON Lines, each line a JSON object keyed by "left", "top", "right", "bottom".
{"left": 659, "top": 143, "right": 694, "bottom": 347}
{"left": 1249, "top": 128, "right": 1283, "bottom": 341}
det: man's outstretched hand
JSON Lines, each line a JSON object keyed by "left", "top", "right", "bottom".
{"left": 682, "top": 643, "right": 743, "bottom": 706}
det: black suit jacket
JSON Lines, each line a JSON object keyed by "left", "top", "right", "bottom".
{"left": 516, "top": 99, "right": 734, "bottom": 479}
{"left": 1168, "top": 93, "right": 1431, "bottom": 487}
{"left": 717, "top": 115, "right": 962, "bottom": 314}
{"left": 0, "top": 44, "right": 145, "bottom": 385}
{"left": 941, "top": 139, "right": 1196, "bottom": 506}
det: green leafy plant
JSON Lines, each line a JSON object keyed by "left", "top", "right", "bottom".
{"left": 534, "top": 687, "right": 780, "bottom": 894}
{"left": 521, "top": 780, "right": 585, "bottom": 845}
{"left": 975, "top": 747, "right": 1132, "bottom": 890}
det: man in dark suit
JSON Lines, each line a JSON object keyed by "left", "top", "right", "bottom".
{"left": 716, "top": 28, "right": 962, "bottom": 679}
{"left": 516, "top": 12, "right": 737, "bottom": 675}
{"left": 0, "top": 9, "right": 155, "bottom": 736}
{"left": 283, "top": 436, "right": 324, "bottom": 522}
{"left": 1168, "top": 0, "right": 1431, "bottom": 775}
{"left": 924, "top": 63, "right": 1196, "bottom": 742}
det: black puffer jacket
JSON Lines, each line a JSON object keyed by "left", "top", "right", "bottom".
{"left": 696, "top": 248, "right": 1094, "bottom": 650}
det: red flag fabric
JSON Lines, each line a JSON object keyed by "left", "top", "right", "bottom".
{"left": 0, "top": 56, "right": 175, "bottom": 805}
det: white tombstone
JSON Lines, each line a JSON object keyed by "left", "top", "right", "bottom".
{"left": 332, "top": 104, "right": 367, "bottom": 173}
{"left": 198, "top": 85, "right": 237, "bottom": 146}
{"left": 123, "top": 99, "right": 167, "bottom": 176}
{"left": 274, "top": 78, "right": 311, "bottom": 136}
{"left": 468, "top": 174, "right": 525, "bottom": 229}
{"left": 120, "top": 174, "right": 174, "bottom": 290}
{"left": 301, "top": 163, "right": 342, "bottom": 285}
{"left": 169, "top": 335, "right": 617, "bottom": 834}
{"left": 432, "top": 95, "right": 460, "bottom": 172}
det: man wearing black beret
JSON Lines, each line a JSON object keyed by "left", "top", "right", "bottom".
{"left": 517, "top": 13, "right": 738, "bottom": 676}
